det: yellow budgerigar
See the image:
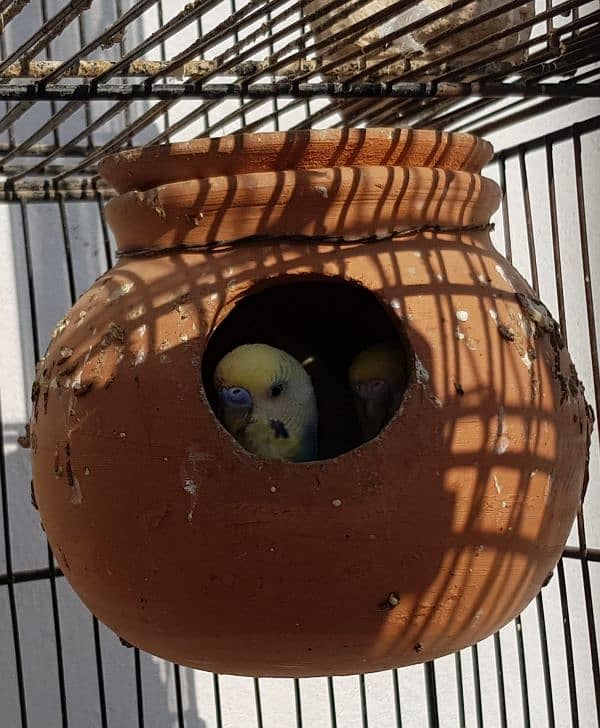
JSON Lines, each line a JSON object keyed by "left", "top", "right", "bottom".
{"left": 214, "top": 343, "right": 318, "bottom": 462}
{"left": 348, "top": 342, "right": 406, "bottom": 442}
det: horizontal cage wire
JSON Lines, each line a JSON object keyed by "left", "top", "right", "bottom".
{"left": 0, "top": 0, "right": 598, "bottom": 193}
{"left": 0, "top": 1, "right": 599, "bottom": 727}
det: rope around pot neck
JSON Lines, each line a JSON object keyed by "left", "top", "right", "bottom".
{"left": 115, "top": 222, "right": 495, "bottom": 258}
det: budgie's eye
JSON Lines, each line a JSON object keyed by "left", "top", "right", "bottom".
{"left": 270, "top": 383, "right": 283, "bottom": 398}
{"left": 372, "top": 380, "right": 386, "bottom": 391}
{"left": 220, "top": 386, "right": 252, "bottom": 408}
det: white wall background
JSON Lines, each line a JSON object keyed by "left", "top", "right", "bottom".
{"left": 1, "top": 1, "right": 599, "bottom": 727}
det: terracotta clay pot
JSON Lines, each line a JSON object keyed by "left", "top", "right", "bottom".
{"left": 30, "top": 128, "right": 592, "bottom": 677}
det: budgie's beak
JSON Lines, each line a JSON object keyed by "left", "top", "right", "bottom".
{"left": 218, "top": 386, "right": 253, "bottom": 435}
{"left": 353, "top": 379, "right": 392, "bottom": 441}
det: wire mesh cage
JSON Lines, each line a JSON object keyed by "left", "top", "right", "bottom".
{"left": 0, "top": 1, "right": 599, "bottom": 726}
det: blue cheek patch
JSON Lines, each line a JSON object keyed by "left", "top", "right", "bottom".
{"left": 219, "top": 386, "right": 252, "bottom": 408}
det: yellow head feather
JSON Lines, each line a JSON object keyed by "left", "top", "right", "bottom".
{"left": 214, "top": 343, "right": 294, "bottom": 394}
{"left": 348, "top": 342, "right": 404, "bottom": 386}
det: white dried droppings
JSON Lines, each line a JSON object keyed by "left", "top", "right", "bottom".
{"left": 314, "top": 185, "right": 328, "bottom": 198}
{"left": 84, "top": 466, "right": 91, "bottom": 476}
{"left": 455, "top": 326, "right": 465, "bottom": 341}
{"left": 545, "top": 474, "right": 553, "bottom": 499}
{"left": 387, "top": 593, "right": 400, "bottom": 607}
{"left": 51, "top": 317, "right": 70, "bottom": 339}
{"left": 109, "top": 281, "right": 135, "bottom": 302}
{"left": 131, "top": 324, "right": 148, "bottom": 367}
{"left": 488, "top": 309, "right": 498, "bottom": 323}
{"left": 126, "top": 304, "right": 146, "bottom": 321}
{"left": 495, "top": 407, "right": 510, "bottom": 454}
{"left": 435, "top": 273, "right": 443, "bottom": 282}
{"left": 390, "top": 298, "right": 401, "bottom": 310}
{"left": 472, "top": 609, "right": 484, "bottom": 624}
{"left": 119, "top": 432, "right": 127, "bottom": 439}
{"left": 494, "top": 475, "right": 501, "bottom": 494}
{"left": 516, "top": 311, "right": 535, "bottom": 339}
{"left": 495, "top": 264, "right": 514, "bottom": 289}
{"left": 183, "top": 479, "right": 197, "bottom": 495}
{"left": 270, "top": 486, "right": 277, "bottom": 493}
{"left": 456, "top": 310, "right": 469, "bottom": 322}
{"left": 185, "top": 212, "right": 204, "bottom": 226}
{"left": 413, "top": 250, "right": 422, "bottom": 259}
{"left": 465, "top": 338, "right": 478, "bottom": 351}
{"left": 477, "top": 273, "right": 490, "bottom": 286}
{"left": 184, "top": 477, "right": 198, "bottom": 522}
{"left": 332, "top": 499, "right": 342, "bottom": 508}
{"left": 414, "top": 356, "right": 430, "bottom": 385}
{"left": 70, "top": 368, "right": 83, "bottom": 390}
{"left": 521, "top": 350, "right": 534, "bottom": 371}
{"left": 179, "top": 334, "right": 189, "bottom": 343}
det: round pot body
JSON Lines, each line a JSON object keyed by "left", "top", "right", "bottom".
{"left": 30, "top": 129, "right": 592, "bottom": 677}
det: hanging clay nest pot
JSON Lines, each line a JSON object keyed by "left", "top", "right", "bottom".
{"left": 29, "top": 128, "right": 593, "bottom": 677}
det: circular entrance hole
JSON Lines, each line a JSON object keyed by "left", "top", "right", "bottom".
{"left": 202, "top": 276, "right": 413, "bottom": 460}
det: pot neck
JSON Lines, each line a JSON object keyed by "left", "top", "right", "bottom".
{"left": 106, "top": 165, "right": 502, "bottom": 256}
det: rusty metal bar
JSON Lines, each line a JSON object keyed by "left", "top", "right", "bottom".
{"left": 0, "top": 519, "right": 598, "bottom": 586}
{"left": 0, "top": 0, "right": 94, "bottom": 76}
{"left": 6, "top": 102, "right": 127, "bottom": 182}
{"left": 0, "top": 0, "right": 29, "bottom": 31}
{"left": 0, "top": 102, "right": 84, "bottom": 168}
{"left": 34, "top": 0, "right": 158, "bottom": 88}
{"left": 88, "top": 0, "right": 224, "bottom": 88}
{"left": 51, "top": 100, "right": 171, "bottom": 182}
{"left": 0, "top": 79, "right": 597, "bottom": 102}
{"left": 300, "top": 0, "right": 535, "bottom": 83}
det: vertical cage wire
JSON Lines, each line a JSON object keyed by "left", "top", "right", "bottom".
{"left": 0, "top": 1, "right": 599, "bottom": 727}
{"left": 1, "top": 112, "right": 598, "bottom": 728}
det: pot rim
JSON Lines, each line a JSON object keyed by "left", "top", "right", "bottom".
{"left": 105, "top": 164, "right": 502, "bottom": 255}
{"left": 98, "top": 127, "right": 494, "bottom": 194}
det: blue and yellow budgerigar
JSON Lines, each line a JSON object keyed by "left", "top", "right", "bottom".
{"left": 214, "top": 343, "right": 318, "bottom": 462}
{"left": 348, "top": 342, "right": 406, "bottom": 442}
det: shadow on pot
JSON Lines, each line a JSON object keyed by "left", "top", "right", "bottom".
{"left": 29, "top": 135, "right": 591, "bottom": 676}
